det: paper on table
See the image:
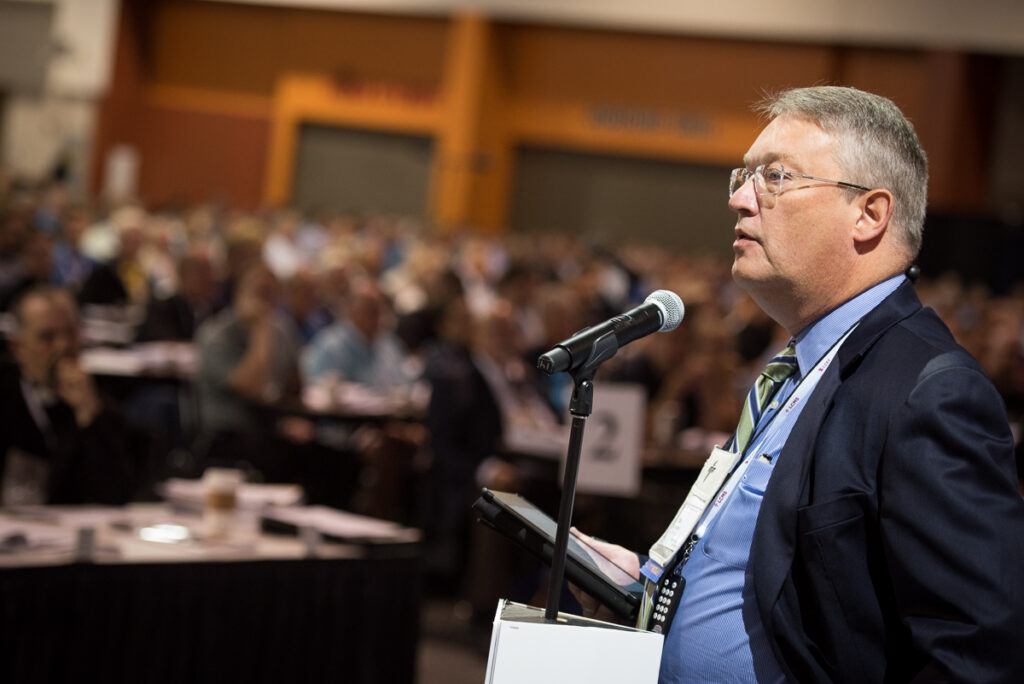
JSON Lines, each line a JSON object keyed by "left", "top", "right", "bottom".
{"left": 8, "top": 505, "right": 129, "bottom": 528}
{"left": 263, "top": 506, "right": 418, "bottom": 542}
{"left": 79, "top": 347, "right": 146, "bottom": 375}
{"left": 161, "top": 479, "right": 303, "bottom": 510}
{"left": 0, "top": 518, "right": 76, "bottom": 553}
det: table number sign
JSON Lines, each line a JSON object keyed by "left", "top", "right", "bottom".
{"left": 563, "top": 382, "right": 646, "bottom": 497}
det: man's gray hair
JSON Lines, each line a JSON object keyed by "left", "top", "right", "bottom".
{"left": 757, "top": 86, "right": 928, "bottom": 259}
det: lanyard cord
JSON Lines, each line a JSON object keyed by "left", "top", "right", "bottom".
{"left": 636, "top": 321, "right": 860, "bottom": 630}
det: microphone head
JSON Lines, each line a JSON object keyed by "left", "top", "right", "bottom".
{"left": 645, "top": 290, "right": 684, "bottom": 332}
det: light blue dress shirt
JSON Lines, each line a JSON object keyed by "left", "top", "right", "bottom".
{"left": 302, "top": 319, "right": 411, "bottom": 388}
{"left": 658, "top": 275, "right": 905, "bottom": 684}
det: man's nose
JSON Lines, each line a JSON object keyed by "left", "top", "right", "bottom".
{"left": 728, "top": 177, "right": 759, "bottom": 215}
{"left": 52, "top": 333, "right": 74, "bottom": 357}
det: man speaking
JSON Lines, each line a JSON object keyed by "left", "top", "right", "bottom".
{"left": 575, "top": 86, "right": 1024, "bottom": 683}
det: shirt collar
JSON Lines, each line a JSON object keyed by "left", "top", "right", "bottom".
{"left": 792, "top": 274, "right": 906, "bottom": 377}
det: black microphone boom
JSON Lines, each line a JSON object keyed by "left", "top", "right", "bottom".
{"left": 537, "top": 290, "right": 684, "bottom": 375}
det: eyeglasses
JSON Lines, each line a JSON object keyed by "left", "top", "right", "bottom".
{"left": 729, "top": 163, "right": 871, "bottom": 198}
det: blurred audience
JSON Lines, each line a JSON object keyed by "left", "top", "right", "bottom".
{"left": 2, "top": 177, "right": 1023, "bottom": 514}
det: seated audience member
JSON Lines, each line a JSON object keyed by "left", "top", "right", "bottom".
{"left": 139, "top": 214, "right": 184, "bottom": 300}
{"left": 281, "top": 267, "right": 333, "bottom": 344}
{"left": 570, "top": 255, "right": 625, "bottom": 327}
{"left": 131, "top": 248, "right": 219, "bottom": 468}
{"left": 30, "top": 181, "right": 68, "bottom": 236}
{"left": 424, "top": 296, "right": 560, "bottom": 604}
{"left": 195, "top": 263, "right": 358, "bottom": 503}
{"left": 472, "top": 299, "right": 560, "bottom": 433}
{"left": 526, "top": 284, "right": 586, "bottom": 417}
{"left": 420, "top": 295, "right": 503, "bottom": 586}
{"left": 0, "top": 199, "right": 32, "bottom": 295}
{"left": 495, "top": 262, "right": 545, "bottom": 351}
{"left": 262, "top": 208, "right": 305, "bottom": 280}
{"left": 316, "top": 246, "right": 354, "bottom": 309}
{"left": 78, "top": 205, "right": 150, "bottom": 307}
{"left": 0, "top": 231, "right": 56, "bottom": 311}
{"left": 51, "top": 202, "right": 95, "bottom": 291}
{"left": 212, "top": 220, "right": 264, "bottom": 311}
{"left": 0, "top": 286, "right": 133, "bottom": 504}
{"left": 606, "top": 300, "right": 743, "bottom": 449}
{"left": 78, "top": 206, "right": 119, "bottom": 264}
{"left": 301, "top": 279, "right": 418, "bottom": 513}
{"left": 195, "top": 263, "right": 302, "bottom": 439}
{"left": 303, "top": 280, "right": 412, "bottom": 389}
{"left": 394, "top": 265, "right": 465, "bottom": 355}
{"left": 136, "top": 248, "right": 218, "bottom": 342}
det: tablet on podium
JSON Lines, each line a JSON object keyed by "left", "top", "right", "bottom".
{"left": 473, "top": 489, "right": 642, "bottom": 620}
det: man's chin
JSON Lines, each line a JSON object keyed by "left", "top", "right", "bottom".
{"left": 731, "top": 259, "right": 774, "bottom": 296}
{"left": 731, "top": 258, "right": 756, "bottom": 287}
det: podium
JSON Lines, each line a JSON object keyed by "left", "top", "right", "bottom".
{"left": 484, "top": 293, "right": 683, "bottom": 683}
{"left": 485, "top": 600, "right": 663, "bottom": 684}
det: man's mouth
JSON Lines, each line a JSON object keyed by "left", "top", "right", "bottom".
{"left": 733, "top": 227, "right": 758, "bottom": 247}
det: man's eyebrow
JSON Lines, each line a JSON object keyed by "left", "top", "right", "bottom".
{"left": 742, "top": 152, "right": 782, "bottom": 169}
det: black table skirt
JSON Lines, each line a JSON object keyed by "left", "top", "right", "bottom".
{"left": 0, "top": 553, "right": 421, "bottom": 684}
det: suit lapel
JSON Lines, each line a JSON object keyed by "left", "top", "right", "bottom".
{"left": 750, "top": 280, "right": 924, "bottom": 622}
{"left": 750, "top": 360, "right": 840, "bottom": 621}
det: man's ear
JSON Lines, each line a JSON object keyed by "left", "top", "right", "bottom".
{"left": 852, "top": 189, "right": 894, "bottom": 245}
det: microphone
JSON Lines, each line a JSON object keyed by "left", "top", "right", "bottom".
{"left": 537, "top": 290, "right": 684, "bottom": 375}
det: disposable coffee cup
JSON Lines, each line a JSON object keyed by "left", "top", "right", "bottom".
{"left": 203, "top": 467, "right": 242, "bottom": 539}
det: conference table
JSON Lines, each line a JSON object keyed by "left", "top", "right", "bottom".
{"left": 79, "top": 343, "right": 429, "bottom": 509}
{"left": 0, "top": 501, "right": 422, "bottom": 684}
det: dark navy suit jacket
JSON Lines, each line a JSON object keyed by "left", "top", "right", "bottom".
{"left": 748, "top": 281, "right": 1024, "bottom": 683}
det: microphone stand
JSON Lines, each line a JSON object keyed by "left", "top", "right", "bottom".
{"left": 543, "top": 334, "right": 616, "bottom": 622}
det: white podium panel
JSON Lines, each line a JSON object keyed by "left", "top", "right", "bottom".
{"left": 485, "top": 600, "right": 663, "bottom": 684}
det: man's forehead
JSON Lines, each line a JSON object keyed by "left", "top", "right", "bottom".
{"left": 17, "top": 296, "right": 54, "bottom": 327}
{"left": 17, "top": 296, "right": 74, "bottom": 333}
{"left": 743, "top": 116, "right": 833, "bottom": 169}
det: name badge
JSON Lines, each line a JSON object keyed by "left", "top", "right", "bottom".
{"left": 641, "top": 445, "right": 740, "bottom": 581}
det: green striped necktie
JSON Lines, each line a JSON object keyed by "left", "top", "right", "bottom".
{"left": 732, "top": 342, "right": 798, "bottom": 455}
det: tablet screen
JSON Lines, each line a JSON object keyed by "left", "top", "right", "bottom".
{"left": 488, "top": 491, "right": 642, "bottom": 592}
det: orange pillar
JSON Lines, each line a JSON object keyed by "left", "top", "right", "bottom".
{"left": 433, "top": 13, "right": 491, "bottom": 231}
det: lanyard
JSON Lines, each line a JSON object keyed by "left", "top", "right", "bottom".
{"left": 695, "top": 324, "right": 855, "bottom": 538}
{"left": 640, "top": 323, "right": 858, "bottom": 583}
{"left": 636, "top": 324, "right": 856, "bottom": 631}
